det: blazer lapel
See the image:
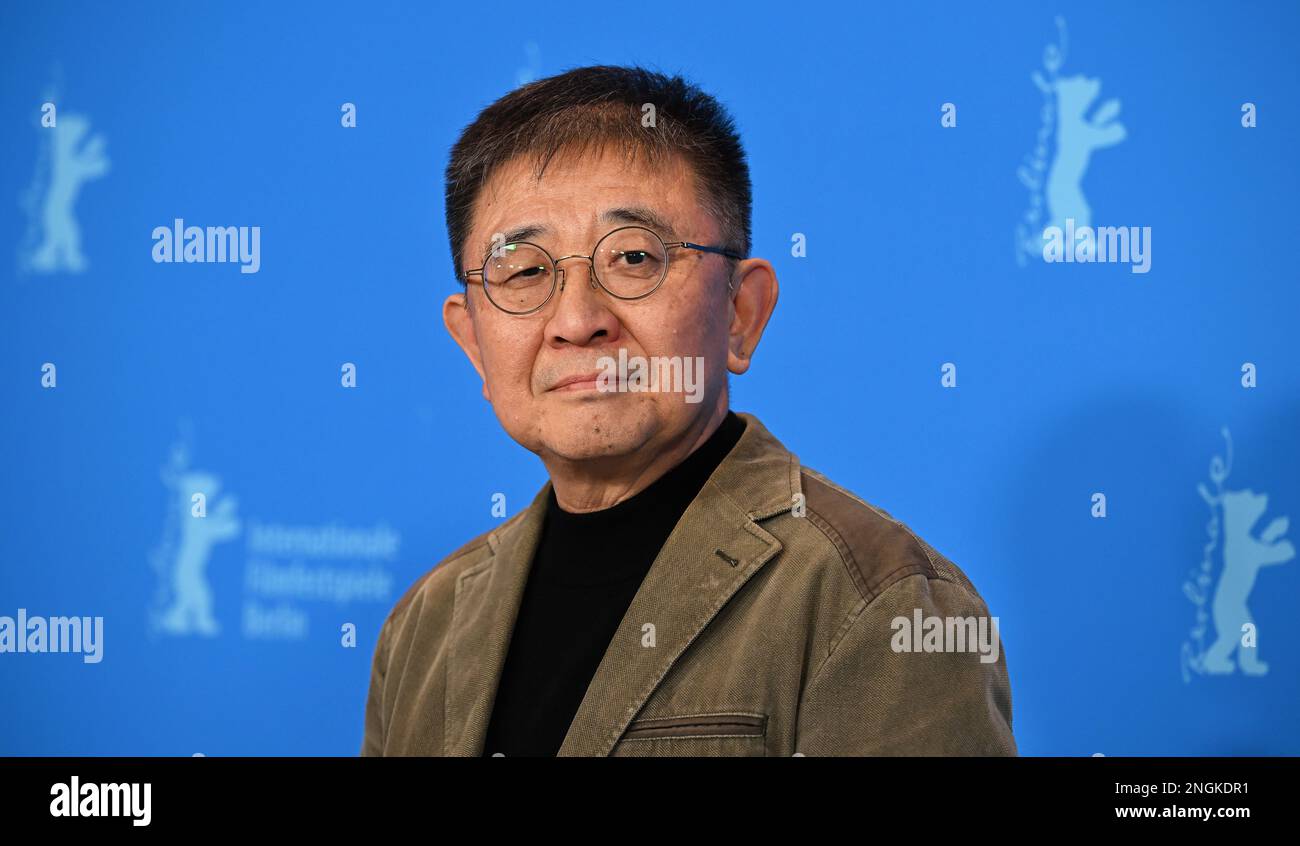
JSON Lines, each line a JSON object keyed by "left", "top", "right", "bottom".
{"left": 557, "top": 415, "right": 799, "bottom": 756}
{"left": 444, "top": 413, "right": 802, "bottom": 757}
{"left": 442, "top": 483, "right": 549, "bottom": 756}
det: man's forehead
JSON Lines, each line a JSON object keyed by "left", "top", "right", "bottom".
{"left": 466, "top": 149, "right": 709, "bottom": 252}
{"left": 490, "top": 206, "right": 681, "bottom": 250}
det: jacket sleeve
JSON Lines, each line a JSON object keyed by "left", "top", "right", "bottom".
{"left": 793, "top": 573, "right": 1017, "bottom": 756}
{"left": 360, "top": 613, "right": 394, "bottom": 757}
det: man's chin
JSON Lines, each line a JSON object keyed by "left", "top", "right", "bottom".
{"left": 536, "top": 427, "right": 648, "bottom": 463}
{"left": 542, "top": 440, "right": 640, "bottom": 463}
{"left": 532, "top": 404, "right": 658, "bottom": 463}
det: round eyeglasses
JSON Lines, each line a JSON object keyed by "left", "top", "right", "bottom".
{"left": 462, "top": 225, "right": 742, "bottom": 315}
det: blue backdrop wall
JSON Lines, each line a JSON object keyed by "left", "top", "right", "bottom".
{"left": 2, "top": 0, "right": 1297, "bottom": 755}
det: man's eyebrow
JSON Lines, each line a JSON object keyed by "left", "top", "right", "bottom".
{"left": 600, "top": 207, "right": 680, "bottom": 240}
{"left": 476, "top": 207, "right": 679, "bottom": 264}
{"left": 479, "top": 223, "right": 550, "bottom": 263}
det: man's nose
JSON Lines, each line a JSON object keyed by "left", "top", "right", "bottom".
{"left": 545, "top": 258, "right": 620, "bottom": 348}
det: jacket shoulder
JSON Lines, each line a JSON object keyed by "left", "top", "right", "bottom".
{"left": 798, "top": 466, "right": 982, "bottom": 606}
{"left": 385, "top": 509, "right": 527, "bottom": 626}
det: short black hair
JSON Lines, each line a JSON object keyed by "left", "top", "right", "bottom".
{"left": 444, "top": 65, "right": 751, "bottom": 281}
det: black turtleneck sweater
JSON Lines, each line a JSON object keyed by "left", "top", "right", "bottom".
{"left": 481, "top": 411, "right": 747, "bottom": 757}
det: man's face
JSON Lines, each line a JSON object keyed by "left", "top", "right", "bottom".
{"left": 445, "top": 148, "right": 735, "bottom": 464}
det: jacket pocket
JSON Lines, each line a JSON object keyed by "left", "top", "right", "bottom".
{"left": 620, "top": 711, "right": 767, "bottom": 741}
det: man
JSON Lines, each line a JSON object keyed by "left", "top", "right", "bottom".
{"left": 361, "top": 65, "right": 1015, "bottom": 756}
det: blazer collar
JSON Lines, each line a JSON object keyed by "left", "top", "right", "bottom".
{"left": 443, "top": 411, "right": 802, "bottom": 756}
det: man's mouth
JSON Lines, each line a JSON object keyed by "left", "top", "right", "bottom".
{"left": 548, "top": 372, "right": 606, "bottom": 392}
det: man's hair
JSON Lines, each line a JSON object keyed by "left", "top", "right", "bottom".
{"left": 444, "top": 65, "right": 751, "bottom": 281}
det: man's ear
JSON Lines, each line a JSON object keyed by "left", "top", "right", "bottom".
{"left": 443, "top": 289, "right": 491, "bottom": 402}
{"left": 726, "top": 259, "right": 779, "bottom": 375}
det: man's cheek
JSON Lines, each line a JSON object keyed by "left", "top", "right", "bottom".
{"left": 477, "top": 330, "right": 517, "bottom": 381}
{"left": 483, "top": 355, "right": 535, "bottom": 401}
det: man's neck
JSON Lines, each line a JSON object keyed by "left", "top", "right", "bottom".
{"left": 540, "top": 400, "right": 731, "bottom": 514}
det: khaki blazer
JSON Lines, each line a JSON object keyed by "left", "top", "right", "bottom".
{"left": 362, "top": 412, "right": 1016, "bottom": 756}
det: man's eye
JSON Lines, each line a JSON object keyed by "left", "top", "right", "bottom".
{"left": 506, "top": 265, "right": 547, "bottom": 284}
{"left": 621, "top": 251, "right": 648, "bottom": 265}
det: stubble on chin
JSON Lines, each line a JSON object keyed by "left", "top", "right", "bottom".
{"left": 530, "top": 399, "right": 661, "bottom": 463}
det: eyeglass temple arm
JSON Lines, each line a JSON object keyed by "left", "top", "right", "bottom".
{"left": 665, "top": 243, "right": 743, "bottom": 295}
{"left": 668, "top": 242, "right": 744, "bottom": 260}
